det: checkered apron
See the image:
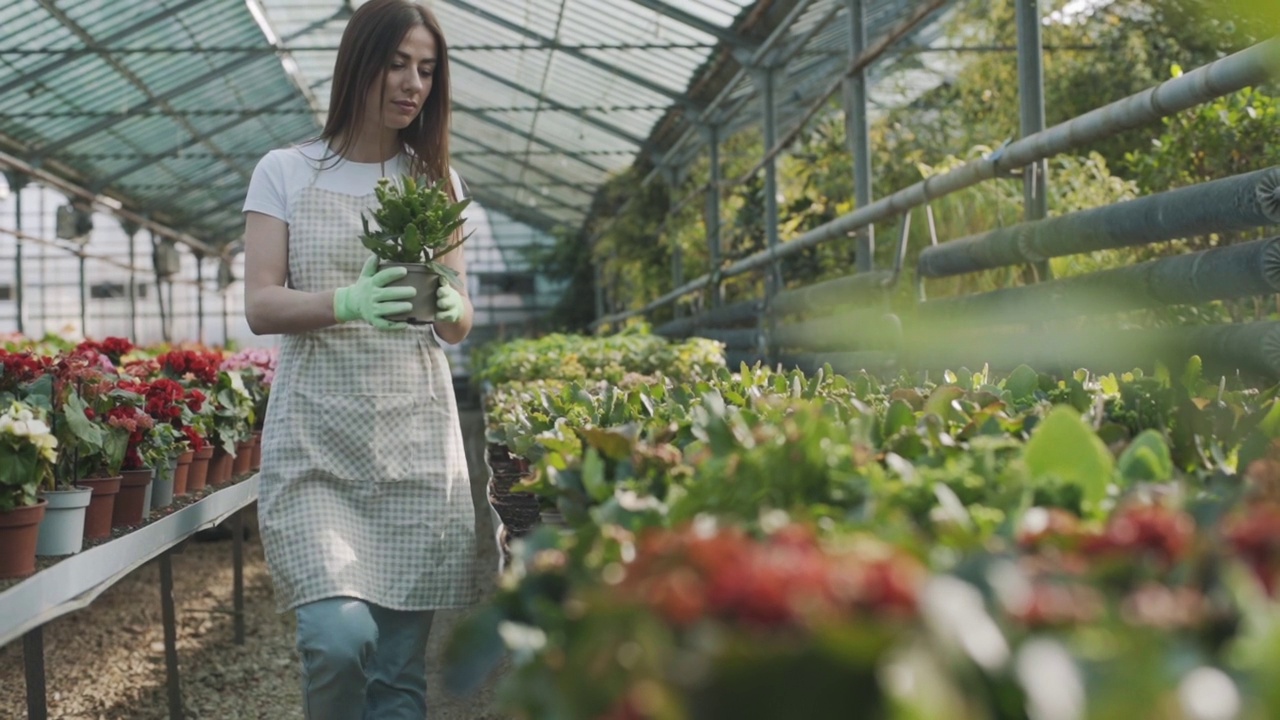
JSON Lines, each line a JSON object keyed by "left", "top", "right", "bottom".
{"left": 257, "top": 183, "right": 479, "bottom": 613}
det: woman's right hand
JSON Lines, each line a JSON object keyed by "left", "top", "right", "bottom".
{"left": 333, "top": 256, "right": 416, "bottom": 330}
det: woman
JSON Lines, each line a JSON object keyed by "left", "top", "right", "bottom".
{"left": 241, "top": 1, "right": 479, "bottom": 717}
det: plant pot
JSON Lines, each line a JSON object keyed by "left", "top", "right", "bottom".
{"left": 36, "top": 486, "right": 92, "bottom": 556}
{"left": 79, "top": 475, "right": 122, "bottom": 541}
{"left": 0, "top": 500, "right": 47, "bottom": 579}
{"left": 188, "top": 446, "right": 214, "bottom": 493}
{"left": 250, "top": 430, "right": 263, "bottom": 470}
{"left": 209, "top": 447, "right": 234, "bottom": 487}
{"left": 174, "top": 449, "right": 194, "bottom": 497}
{"left": 233, "top": 440, "right": 253, "bottom": 476}
{"left": 380, "top": 263, "right": 441, "bottom": 325}
{"left": 112, "top": 468, "right": 154, "bottom": 527}
{"left": 152, "top": 457, "right": 178, "bottom": 509}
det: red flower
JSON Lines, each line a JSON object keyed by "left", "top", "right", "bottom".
{"left": 1223, "top": 503, "right": 1280, "bottom": 597}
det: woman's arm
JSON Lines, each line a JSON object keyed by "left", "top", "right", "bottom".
{"left": 432, "top": 244, "right": 473, "bottom": 344}
{"left": 242, "top": 212, "right": 342, "bottom": 335}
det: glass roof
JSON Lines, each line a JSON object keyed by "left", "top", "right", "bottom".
{"left": 0, "top": 0, "right": 949, "bottom": 248}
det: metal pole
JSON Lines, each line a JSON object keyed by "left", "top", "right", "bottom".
{"left": 758, "top": 66, "right": 783, "bottom": 299}
{"left": 918, "top": 166, "right": 1280, "bottom": 278}
{"left": 222, "top": 289, "right": 230, "bottom": 347}
{"left": 23, "top": 627, "right": 46, "bottom": 720}
{"left": 7, "top": 171, "right": 27, "bottom": 334}
{"left": 126, "top": 224, "right": 139, "bottom": 341}
{"left": 159, "top": 551, "right": 184, "bottom": 720}
{"left": 662, "top": 166, "right": 684, "bottom": 319}
{"left": 78, "top": 253, "right": 87, "bottom": 338}
{"left": 844, "top": 0, "right": 874, "bottom": 272}
{"left": 704, "top": 123, "right": 723, "bottom": 309}
{"left": 1017, "top": 0, "right": 1051, "bottom": 281}
{"left": 592, "top": 263, "right": 605, "bottom": 328}
{"left": 195, "top": 254, "right": 204, "bottom": 345}
{"left": 232, "top": 510, "right": 245, "bottom": 644}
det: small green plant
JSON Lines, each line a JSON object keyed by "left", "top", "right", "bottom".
{"left": 360, "top": 175, "right": 472, "bottom": 285}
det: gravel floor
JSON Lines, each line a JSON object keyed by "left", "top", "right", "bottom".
{"left": 0, "top": 410, "right": 509, "bottom": 720}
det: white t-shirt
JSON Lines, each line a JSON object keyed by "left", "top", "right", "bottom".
{"left": 242, "top": 139, "right": 463, "bottom": 224}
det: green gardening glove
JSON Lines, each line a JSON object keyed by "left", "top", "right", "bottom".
{"left": 333, "top": 256, "right": 416, "bottom": 330}
{"left": 436, "top": 283, "right": 464, "bottom": 323}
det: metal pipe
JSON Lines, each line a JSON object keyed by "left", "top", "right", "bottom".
{"left": 918, "top": 167, "right": 1280, "bottom": 277}
{"left": 126, "top": 224, "right": 139, "bottom": 341}
{"left": 1017, "top": 0, "right": 1050, "bottom": 280}
{"left": 591, "top": 38, "right": 1280, "bottom": 328}
{"left": 906, "top": 320, "right": 1280, "bottom": 379}
{"left": 920, "top": 235, "right": 1280, "bottom": 323}
{"left": 771, "top": 309, "right": 902, "bottom": 352}
{"left": 195, "top": 256, "right": 204, "bottom": 344}
{"left": 846, "top": 0, "right": 875, "bottom": 272}
{"left": 771, "top": 270, "right": 893, "bottom": 317}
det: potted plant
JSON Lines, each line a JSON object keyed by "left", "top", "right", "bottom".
{"left": 109, "top": 378, "right": 156, "bottom": 527}
{"left": 359, "top": 175, "right": 472, "bottom": 324}
{"left": 57, "top": 382, "right": 128, "bottom": 541}
{"left": 0, "top": 400, "right": 55, "bottom": 577}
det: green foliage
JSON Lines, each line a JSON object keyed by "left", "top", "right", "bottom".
{"left": 359, "top": 175, "right": 472, "bottom": 286}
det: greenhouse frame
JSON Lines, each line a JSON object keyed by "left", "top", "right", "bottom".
{"left": 2, "top": 0, "right": 1280, "bottom": 717}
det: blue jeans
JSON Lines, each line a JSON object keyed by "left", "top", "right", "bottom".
{"left": 294, "top": 597, "right": 436, "bottom": 720}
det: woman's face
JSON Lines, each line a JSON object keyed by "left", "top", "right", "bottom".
{"left": 365, "top": 24, "right": 437, "bottom": 132}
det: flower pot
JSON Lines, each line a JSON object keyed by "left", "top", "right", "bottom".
{"left": 188, "top": 446, "right": 214, "bottom": 493}
{"left": 36, "top": 486, "right": 92, "bottom": 556}
{"left": 80, "top": 475, "right": 122, "bottom": 541}
{"left": 112, "top": 468, "right": 154, "bottom": 527}
{"left": 0, "top": 500, "right": 47, "bottom": 579}
{"left": 173, "top": 450, "right": 194, "bottom": 497}
{"left": 250, "top": 431, "right": 263, "bottom": 471}
{"left": 209, "top": 447, "right": 233, "bottom": 487}
{"left": 152, "top": 456, "right": 178, "bottom": 509}
{"left": 379, "top": 263, "right": 441, "bottom": 325}
{"left": 233, "top": 440, "right": 253, "bottom": 476}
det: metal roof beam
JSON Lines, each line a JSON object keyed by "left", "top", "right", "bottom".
{"left": 437, "top": 0, "right": 698, "bottom": 109}
{"left": 96, "top": 89, "right": 303, "bottom": 187}
{"left": 457, "top": 162, "right": 593, "bottom": 212}
{"left": 453, "top": 102, "right": 613, "bottom": 175}
{"left": 452, "top": 133, "right": 602, "bottom": 202}
{"left": 0, "top": 41, "right": 717, "bottom": 55}
{"left": 468, "top": 186, "right": 580, "bottom": 234}
{"left": 626, "top": 0, "right": 754, "bottom": 49}
{"left": 451, "top": 55, "right": 647, "bottom": 146}
{"left": 29, "top": 11, "right": 338, "bottom": 159}
{"left": 0, "top": 0, "right": 208, "bottom": 98}
{"left": 454, "top": 149, "right": 633, "bottom": 158}
{"left": 34, "top": 0, "right": 251, "bottom": 187}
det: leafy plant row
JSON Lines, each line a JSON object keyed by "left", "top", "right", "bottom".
{"left": 455, "top": 332, "right": 1280, "bottom": 719}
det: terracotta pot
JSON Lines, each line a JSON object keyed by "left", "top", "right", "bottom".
{"left": 173, "top": 450, "right": 194, "bottom": 497}
{"left": 251, "top": 431, "right": 263, "bottom": 471}
{"left": 232, "top": 441, "right": 253, "bottom": 476}
{"left": 209, "top": 447, "right": 233, "bottom": 487}
{"left": 79, "top": 475, "right": 122, "bottom": 540}
{"left": 379, "top": 262, "right": 441, "bottom": 325}
{"left": 112, "top": 468, "right": 154, "bottom": 527}
{"left": 187, "top": 445, "right": 214, "bottom": 493}
{"left": 0, "top": 500, "right": 48, "bottom": 579}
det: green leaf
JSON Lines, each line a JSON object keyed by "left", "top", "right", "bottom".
{"left": 883, "top": 400, "right": 916, "bottom": 438}
{"left": 1099, "top": 374, "right": 1120, "bottom": 396}
{"left": 1259, "top": 399, "right": 1280, "bottom": 439}
{"left": 1006, "top": 364, "right": 1039, "bottom": 400}
{"left": 64, "top": 392, "right": 103, "bottom": 448}
{"left": 1181, "top": 355, "right": 1203, "bottom": 392}
{"left": 1024, "top": 405, "right": 1114, "bottom": 508}
{"left": 580, "top": 448, "right": 611, "bottom": 502}
{"left": 576, "top": 425, "right": 636, "bottom": 461}
{"left": 1117, "top": 429, "right": 1174, "bottom": 483}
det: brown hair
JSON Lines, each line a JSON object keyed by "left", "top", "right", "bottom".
{"left": 319, "top": 0, "right": 454, "bottom": 198}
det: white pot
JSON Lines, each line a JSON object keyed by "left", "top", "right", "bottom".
{"left": 36, "top": 485, "right": 92, "bottom": 556}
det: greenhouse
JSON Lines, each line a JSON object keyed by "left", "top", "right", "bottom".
{"left": 1, "top": 0, "right": 1279, "bottom": 717}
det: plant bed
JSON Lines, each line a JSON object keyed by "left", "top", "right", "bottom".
{"left": 486, "top": 443, "right": 540, "bottom": 543}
